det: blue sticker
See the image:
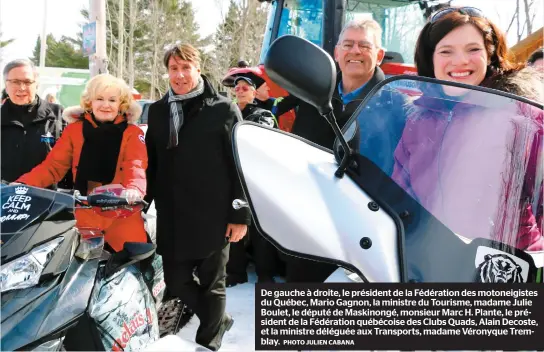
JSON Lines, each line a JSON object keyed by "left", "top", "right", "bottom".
{"left": 41, "top": 132, "right": 55, "bottom": 144}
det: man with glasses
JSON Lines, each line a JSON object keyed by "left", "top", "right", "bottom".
{"left": 290, "top": 18, "right": 386, "bottom": 149}
{"left": 283, "top": 18, "right": 387, "bottom": 283}
{"left": 1, "top": 59, "right": 70, "bottom": 187}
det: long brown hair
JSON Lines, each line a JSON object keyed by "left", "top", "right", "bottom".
{"left": 414, "top": 9, "right": 525, "bottom": 83}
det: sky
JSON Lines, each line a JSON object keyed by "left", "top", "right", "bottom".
{"left": 0, "top": 0, "right": 542, "bottom": 71}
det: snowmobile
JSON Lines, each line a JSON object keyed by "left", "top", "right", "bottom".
{"left": 0, "top": 183, "right": 199, "bottom": 351}
{"left": 231, "top": 35, "right": 544, "bottom": 285}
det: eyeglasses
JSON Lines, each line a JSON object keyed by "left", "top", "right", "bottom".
{"left": 6, "top": 79, "right": 36, "bottom": 88}
{"left": 235, "top": 86, "right": 254, "bottom": 92}
{"left": 338, "top": 40, "right": 375, "bottom": 52}
{"left": 430, "top": 7, "right": 485, "bottom": 23}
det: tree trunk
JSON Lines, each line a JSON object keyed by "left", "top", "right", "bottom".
{"left": 150, "top": 0, "right": 161, "bottom": 100}
{"left": 128, "top": 0, "right": 135, "bottom": 87}
{"left": 523, "top": 0, "right": 532, "bottom": 35}
{"left": 516, "top": 0, "right": 522, "bottom": 42}
{"left": 238, "top": 0, "right": 250, "bottom": 63}
{"left": 118, "top": 0, "right": 125, "bottom": 79}
{"left": 106, "top": 0, "right": 116, "bottom": 76}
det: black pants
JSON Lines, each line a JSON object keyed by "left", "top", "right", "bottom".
{"left": 251, "top": 227, "right": 283, "bottom": 279}
{"left": 282, "top": 253, "right": 338, "bottom": 283}
{"left": 226, "top": 237, "right": 249, "bottom": 281}
{"left": 163, "top": 245, "right": 230, "bottom": 350}
{"left": 227, "top": 225, "right": 283, "bottom": 280}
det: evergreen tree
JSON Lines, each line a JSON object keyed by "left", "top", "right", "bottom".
{"left": 31, "top": 34, "right": 89, "bottom": 69}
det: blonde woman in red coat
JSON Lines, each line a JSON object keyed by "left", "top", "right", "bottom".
{"left": 16, "top": 74, "right": 148, "bottom": 252}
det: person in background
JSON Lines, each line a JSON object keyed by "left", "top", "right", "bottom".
{"left": 225, "top": 75, "right": 283, "bottom": 287}
{"left": 1, "top": 89, "right": 8, "bottom": 104}
{"left": 527, "top": 48, "right": 543, "bottom": 72}
{"left": 15, "top": 73, "right": 148, "bottom": 252}
{"left": 233, "top": 76, "right": 276, "bottom": 127}
{"left": 45, "top": 93, "right": 58, "bottom": 104}
{"left": 144, "top": 43, "right": 250, "bottom": 351}
{"left": 1, "top": 59, "right": 71, "bottom": 189}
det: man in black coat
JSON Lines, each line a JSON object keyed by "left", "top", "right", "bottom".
{"left": 144, "top": 44, "right": 251, "bottom": 351}
{"left": 1, "top": 59, "right": 71, "bottom": 188}
{"left": 281, "top": 18, "right": 387, "bottom": 283}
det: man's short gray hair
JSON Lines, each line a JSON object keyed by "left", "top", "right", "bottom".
{"left": 3, "top": 59, "right": 39, "bottom": 82}
{"left": 337, "top": 18, "right": 383, "bottom": 49}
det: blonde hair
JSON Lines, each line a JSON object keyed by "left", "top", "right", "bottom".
{"left": 80, "top": 74, "right": 133, "bottom": 114}
{"left": 337, "top": 18, "right": 383, "bottom": 49}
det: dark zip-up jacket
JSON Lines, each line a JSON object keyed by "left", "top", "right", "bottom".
{"left": 1, "top": 96, "right": 66, "bottom": 184}
{"left": 289, "top": 67, "right": 386, "bottom": 149}
{"left": 240, "top": 103, "right": 277, "bottom": 128}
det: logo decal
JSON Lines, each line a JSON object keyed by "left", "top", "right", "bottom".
{"left": 15, "top": 186, "right": 28, "bottom": 195}
{"left": 152, "top": 280, "right": 166, "bottom": 297}
{"left": 41, "top": 132, "right": 55, "bottom": 144}
{"left": 111, "top": 308, "right": 154, "bottom": 351}
{"left": 139, "top": 135, "right": 145, "bottom": 144}
{"left": 475, "top": 246, "right": 529, "bottom": 283}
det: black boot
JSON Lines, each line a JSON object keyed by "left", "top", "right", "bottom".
{"left": 204, "top": 313, "right": 234, "bottom": 351}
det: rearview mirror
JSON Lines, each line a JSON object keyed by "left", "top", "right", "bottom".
{"left": 264, "top": 35, "right": 336, "bottom": 116}
{"left": 264, "top": 35, "right": 352, "bottom": 178}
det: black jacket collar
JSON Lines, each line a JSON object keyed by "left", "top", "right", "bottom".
{"left": 1, "top": 95, "right": 56, "bottom": 126}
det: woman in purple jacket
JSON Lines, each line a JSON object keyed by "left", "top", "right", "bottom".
{"left": 391, "top": 7, "right": 543, "bottom": 251}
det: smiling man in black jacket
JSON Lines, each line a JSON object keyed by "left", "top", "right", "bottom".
{"left": 282, "top": 18, "right": 387, "bottom": 283}
{"left": 1, "top": 59, "right": 70, "bottom": 188}
{"left": 144, "top": 44, "right": 250, "bottom": 351}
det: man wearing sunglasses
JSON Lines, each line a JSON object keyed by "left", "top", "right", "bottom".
{"left": 233, "top": 76, "right": 276, "bottom": 127}
{"left": 1, "top": 59, "right": 70, "bottom": 188}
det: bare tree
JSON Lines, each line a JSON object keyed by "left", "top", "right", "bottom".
{"left": 522, "top": 0, "right": 534, "bottom": 35}
{"left": 127, "top": 0, "right": 135, "bottom": 87}
{"left": 118, "top": 0, "right": 125, "bottom": 78}
{"left": 505, "top": 0, "right": 538, "bottom": 43}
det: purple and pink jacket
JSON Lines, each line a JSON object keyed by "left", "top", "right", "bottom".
{"left": 391, "top": 92, "right": 543, "bottom": 251}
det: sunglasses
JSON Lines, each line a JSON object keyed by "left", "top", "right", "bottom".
{"left": 430, "top": 7, "right": 485, "bottom": 23}
{"left": 235, "top": 85, "right": 254, "bottom": 92}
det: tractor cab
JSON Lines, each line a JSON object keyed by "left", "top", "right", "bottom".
{"left": 257, "top": 0, "right": 450, "bottom": 77}
{"left": 237, "top": 0, "right": 452, "bottom": 108}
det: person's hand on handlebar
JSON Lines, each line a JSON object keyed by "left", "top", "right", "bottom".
{"left": 121, "top": 189, "right": 143, "bottom": 204}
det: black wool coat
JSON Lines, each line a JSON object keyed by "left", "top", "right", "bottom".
{"left": 144, "top": 75, "right": 251, "bottom": 260}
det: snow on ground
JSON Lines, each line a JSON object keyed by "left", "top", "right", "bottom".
{"left": 145, "top": 204, "right": 260, "bottom": 351}
{"left": 176, "top": 265, "right": 259, "bottom": 351}
{"left": 144, "top": 204, "right": 365, "bottom": 352}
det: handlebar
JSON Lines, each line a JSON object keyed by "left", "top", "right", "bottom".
{"left": 74, "top": 191, "right": 148, "bottom": 208}
{"left": 1, "top": 183, "right": 148, "bottom": 208}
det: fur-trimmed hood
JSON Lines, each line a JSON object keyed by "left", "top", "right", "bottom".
{"left": 485, "top": 66, "right": 544, "bottom": 103}
{"left": 62, "top": 101, "right": 142, "bottom": 124}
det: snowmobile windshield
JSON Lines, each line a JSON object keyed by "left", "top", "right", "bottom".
{"left": 338, "top": 76, "right": 543, "bottom": 282}
{"left": 0, "top": 185, "right": 75, "bottom": 235}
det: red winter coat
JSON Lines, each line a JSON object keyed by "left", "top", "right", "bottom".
{"left": 17, "top": 104, "right": 148, "bottom": 252}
